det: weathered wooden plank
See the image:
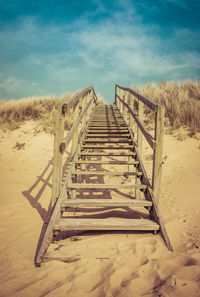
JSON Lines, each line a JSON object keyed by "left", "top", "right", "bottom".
{"left": 81, "top": 144, "right": 134, "bottom": 149}
{"left": 86, "top": 129, "right": 129, "bottom": 132}
{"left": 61, "top": 199, "right": 152, "bottom": 208}
{"left": 152, "top": 105, "right": 165, "bottom": 203}
{"left": 137, "top": 99, "right": 144, "bottom": 155}
{"left": 128, "top": 128, "right": 173, "bottom": 251}
{"left": 148, "top": 187, "right": 173, "bottom": 251}
{"left": 61, "top": 98, "right": 94, "bottom": 150}
{"left": 79, "top": 152, "right": 136, "bottom": 156}
{"left": 35, "top": 125, "right": 90, "bottom": 266}
{"left": 116, "top": 84, "right": 157, "bottom": 111}
{"left": 116, "top": 94, "right": 155, "bottom": 149}
{"left": 75, "top": 160, "right": 139, "bottom": 165}
{"left": 54, "top": 218, "right": 159, "bottom": 231}
{"left": 72, "top": 100, "right": 80, "bottom": 156}
{"left": 68, "top": 183, "right": 147, "bottom": 189}
{"left": 51, "top": 103, "right": 65, "bottom": 207}
{"left": 71, "top": 170, "right": 142, "bottom": 176}
{"left": 84, "top": 139, "right": 131, "bottom": 143}
{"left": 62, "top": 86, "right": 92, "bottom": 110}
{"left": 85, "top": 134, "right": 129, "bottom": 138}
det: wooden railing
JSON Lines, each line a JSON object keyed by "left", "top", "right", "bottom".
{"left": 115, "top": 84, "right": 164, "bottom": 202}
{"left": 51, "top": 85, "right": 97, "bottom": 207}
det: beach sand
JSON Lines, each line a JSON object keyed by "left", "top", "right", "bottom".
{"left": 0, "top": 121, "right": 200, "bottom": 297}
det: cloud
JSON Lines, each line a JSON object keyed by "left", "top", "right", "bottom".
{"left": 0, "top": 2, "right": 199, "bottom": 101}
{"left": 0, "top": 76, "right": 22, "bottom": 92}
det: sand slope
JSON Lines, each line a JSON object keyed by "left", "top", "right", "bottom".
{"left": 0, "top": 122, "right": 200, "bottom": 297}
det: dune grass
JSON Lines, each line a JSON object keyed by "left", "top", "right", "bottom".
{"left": 0, "top": 94, "right": 72, "bottom": 134}
{"left": 0, "top": 91, "right": 104, "bottom": 134}
{"left": 131, "top": 80, "right": 200, "bottom": 134}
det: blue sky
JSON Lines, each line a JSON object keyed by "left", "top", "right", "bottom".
{"left": 0, "top": 0, "right": 200, "bottom": 102}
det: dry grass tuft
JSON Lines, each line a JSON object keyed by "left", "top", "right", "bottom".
{"left": 0, "top": 95, "right": 72, "bottom": 134}
{"left": 131, "top": 80, "right": 200, "bottom": 134}
{"left": 0, "top": 91, "right": 104, "bottom": 134}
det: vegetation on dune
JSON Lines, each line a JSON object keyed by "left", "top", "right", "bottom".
{"left": 0, "top": 81, "right": 200, "bottom": 136}
{"left": 0, "top": 94, "right": 71, "bottom": 134}
{"left": 131, "top": 80, "right": 200, "bottom": 134}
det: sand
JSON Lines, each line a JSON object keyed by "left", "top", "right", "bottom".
{"left": 0, "top": 121, "right": 200, "bottom": 297}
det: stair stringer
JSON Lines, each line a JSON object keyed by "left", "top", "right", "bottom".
{"left": 128, "top": 127, "right": 173, "bottom": 251}
{"left": 35, "top": 125, "right": 89, "bottom": 267}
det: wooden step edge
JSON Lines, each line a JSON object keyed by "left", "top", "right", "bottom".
{"left": 79, "top": 152, "right": 136, "bottom": 156}
{"left": 71, "top": 170, "right": 142, "bottom": 176}
{"left": 88, "top": 124, "right": 127, "bottom": 126}
{"left": 53, "top": 218, "right": 160, "bottom": 231}
{"left": 81, "top": 145, "right": 135, "bottom": 149}
{"left": 75, "top": 160, "right": 139, "bottom": 164}
{"left": 61, "top": 199, "right": 152, "bottom": 208}
{"left": 85, "top": 135, "right": 130, "bottom": 138}
{"left": 67, "top": 183, "right": 147, "bottom": 189}
{"left": 87, "top": 126, "right": 128, "bottom": 128}
{"left": 83, "top": 140, "right": 132, "bottom": 144}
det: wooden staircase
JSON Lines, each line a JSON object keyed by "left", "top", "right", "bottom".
{"left": 56, "top": 105, "right": 159, "bottom": 233}
{"left": 35, "top": 86, "right": 173, "bottom": 266}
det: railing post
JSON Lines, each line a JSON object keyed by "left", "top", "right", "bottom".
{"left": 72, "top": 100, "right": 80, "bottom": 156}
{"left": 137, "top": 100, "right": 144, "bottom": 156}
{"left": 129, "top": 94, "right": 134, "bottom": 132}
{"left": 51, "top": 102, "right": 65, "bottom": 208}
{"left": 152, "top": 105, "right": 165, "bottom": 203}
{"left": 119, "top": 89, "right": 123, "bottom": 113}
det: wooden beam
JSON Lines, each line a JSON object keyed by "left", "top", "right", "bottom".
{"left": 116, "top": 84, "right": 157, "bottom": 111}
{"left": 137, "top": 98, "right": 144, "bottom": 155}
{"left": 54, "top": 218, "right": 159, "bottom": 231}
{"left": 67, "top": 183, "right": 147, "bottom": 189}
{"left": 61, "top": 98, "right": 94, "bottom": 150}
{"left": 116, "top": 94, "right": 155, "bottom": 149}
{"left": 152, "top": 105, "right": 165, "bottom": 202}
{"left": 81, "top": 144, "right": 134, "bottom": 149}
{"left": 79, "top": 152, "right": 136, "bottom": 156}
{"left": 51, "top": 103, "right": 65, "bottom": 207}
{"left": 61, "top": 199, "right": 152, "bottom": 208}
{"left": 35, "top": 125, "right": 89, "bottom": 266}
{"left": 71, "top": 170, "right": 142, "bottom": 176}
{"left": 128, "top": 128, "right": 173, "bottom": 251}
{"left": 75, "top": 160, "right": 139, "bottom": 165}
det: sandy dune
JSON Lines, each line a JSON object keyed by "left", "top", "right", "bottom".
{"left": 0, "top": 121, "right": 200, "bottom": 297}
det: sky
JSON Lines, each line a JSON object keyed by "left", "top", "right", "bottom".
{"left": 0, "top": 0, "right": 200, "bottom": 103}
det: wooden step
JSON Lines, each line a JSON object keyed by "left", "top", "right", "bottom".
{"left": 86, "top": 131, "right": 129, "bottom": 134}
{"left": 79, "top": 152, "right": 136, "bottom": 156}
{"left": 90, "top": 121, "right": 125, "bottom": 123}
{"left": 88, "top": 123, "right": 126, "bottom": 126}
{"left": 90, "top": 116, "right": 124, "bottom": 122}
{"left": 81, "top": 145, "right": 134, "bottom": 149}
{"left": 54, "top": 218, "right": 159, "bottom": 231}
{"left": 87, "top": 126, "right": 128, "bottom": 129}
{"left": 61, "top": 199, "right": 152, "bottom": 208}
{"left": 89, "top": 123, "right": 125, "bottom": 126}
{"left": 85, "top": 134, "right": 129, "bottom": 138}
{"left": 92, "top": 117, "right": 121, "bottom": 119}
{"left": 75, "top": 160, "right": 139, "bottom": 165}
{"left": 87, "top": 129, "right": 128, "bottom": 132}
{"left": 68, "top": 183, "right": 147, "bottom": 190}
{"left": 84, "top": 140, "right": 131, "bottom": 144}
{"left": 71, "top": 170, "right": 142, "bottom": 176}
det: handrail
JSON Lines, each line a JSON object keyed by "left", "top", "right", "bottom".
{"left": 62, "top": 85, "right": 94, "bottom": 111}
{"left": 116, "top": 94, "right": 155, "bottom": 149}
{"left": 115, "top": 84, "right": 164, "bottom": 203}
{"left": 60, "top": 97, "right": 93, "bottom": 152}
{"left": 51, "top": 85, "right": 97, "bottom": 207}
{"left": 116, "top": 84, "right": 158, "bottom": 111}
